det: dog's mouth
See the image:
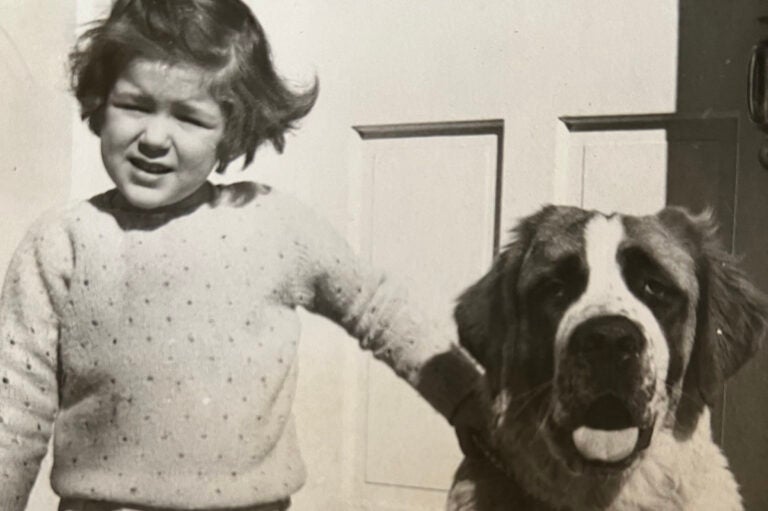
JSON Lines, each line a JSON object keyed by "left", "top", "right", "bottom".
{"left": 551, "top": 394, "right": 655, "bottom": 473}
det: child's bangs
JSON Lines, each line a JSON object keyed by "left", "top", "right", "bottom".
{"left": 104, "top": 0, "right": 238, "bottom": 70}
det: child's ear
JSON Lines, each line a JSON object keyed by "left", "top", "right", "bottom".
{"left": 666, "top": 209, "right": 768, "bottom": 409}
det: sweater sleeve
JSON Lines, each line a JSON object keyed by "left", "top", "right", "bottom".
{"left": 0, "top": 216, "right": 69, "bottom": 511}
{"left": 287, "top": 197, "right": 483, "bottom": 420}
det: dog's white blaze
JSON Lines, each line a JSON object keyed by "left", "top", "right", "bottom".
{"left": 554, "top": 215, "right": 670, "bottom": 387}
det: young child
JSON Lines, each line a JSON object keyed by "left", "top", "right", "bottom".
{"left": 0, "top": 1, "right": 486, "bottom": 510}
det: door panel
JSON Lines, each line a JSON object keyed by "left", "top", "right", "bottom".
{"left": 556, "top": 128, "right": 667, "bottom": 214}
{"left": 352, "top": 127, "right": 500, "bottom": 508}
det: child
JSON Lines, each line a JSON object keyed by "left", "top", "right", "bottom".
{"left": 0, "top": 1, "right": 486, "bottom": 510}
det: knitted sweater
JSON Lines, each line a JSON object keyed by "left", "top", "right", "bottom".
{"left": 0, "top": 181, "right": 480, "bottom": 510}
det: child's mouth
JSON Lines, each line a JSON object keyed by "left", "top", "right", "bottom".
{"left": 129, "top": 157, "right": 173, "bottom": 175}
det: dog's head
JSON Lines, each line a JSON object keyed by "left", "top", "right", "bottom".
{"left": 456, "top": 206, "right": 767, "bottom": 476}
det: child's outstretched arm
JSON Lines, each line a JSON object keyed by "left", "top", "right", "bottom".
{"left": 0, "top": 215, "right": 69, "bottom": 511}
{"left": 285, "top": 195, "right": 485, "bottom": 424}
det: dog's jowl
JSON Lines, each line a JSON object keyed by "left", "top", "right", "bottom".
{"left": 448, "top": 206, "right": 767, "bottom": 511}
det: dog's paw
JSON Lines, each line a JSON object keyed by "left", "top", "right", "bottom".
{"left": 448, "top": 457, "right": 531, "bottom": 510}
{"left": 446, "top": 478, "right": 480, "bottom": 511}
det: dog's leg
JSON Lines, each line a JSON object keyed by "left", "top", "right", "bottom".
{"left": 447, "top": 457, "right": 549, "bottom": 511}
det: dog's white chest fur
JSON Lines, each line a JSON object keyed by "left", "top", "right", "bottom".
{"left": 605, "top": 410, "right": 741, "bottom": 511}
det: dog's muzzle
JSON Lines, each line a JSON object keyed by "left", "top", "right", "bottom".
{"left": 552, "top": 315, "right": 657, "bottom": 471}
{"left": 568, "top": 315, "right": 646, "bottom": 392}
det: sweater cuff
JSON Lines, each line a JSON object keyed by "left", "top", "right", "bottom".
{"left": 415, "top": 346, "right": 484, "bottom": 420}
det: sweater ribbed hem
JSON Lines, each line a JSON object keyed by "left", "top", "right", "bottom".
{"left": 58, "top": 496, "right": 292, "bottom": 511}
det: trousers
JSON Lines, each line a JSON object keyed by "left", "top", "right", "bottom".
{"left": 57, "top": 497, "right": 291, "bottom": 511}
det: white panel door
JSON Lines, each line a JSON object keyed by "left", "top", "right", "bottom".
{"left": 349, "top": 133, "right": 498, "bottom": 510}
{"left": 556, "top": 128, "right": 668, "bottom": 214}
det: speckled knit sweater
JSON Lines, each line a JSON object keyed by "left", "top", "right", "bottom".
{"left": 0, "top": 181, "right": 480, "bottom": 511}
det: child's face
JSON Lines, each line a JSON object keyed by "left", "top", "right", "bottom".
{"left": 100, "top": 58, "right": 226, "bottom": 210}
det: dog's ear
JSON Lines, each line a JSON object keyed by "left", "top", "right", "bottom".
{"left": 693, "top": 231, "right": 768, "bottom": 406}
{"left": 454, "top": 218, "right": 535, "bottom": 394}
{"left": 660, "top": 208, "right": 768, "bottom": 409}
{"left": 454, "top": 254, "right": 508, "bottom": 368}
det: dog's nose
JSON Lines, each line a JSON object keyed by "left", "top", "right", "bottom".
{"left": 569, "top": 315, "right": 645, "bottom": 359}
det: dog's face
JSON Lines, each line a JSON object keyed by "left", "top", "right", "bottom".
{"left": 456, "top": 206, "right": 766, "bottom": 477}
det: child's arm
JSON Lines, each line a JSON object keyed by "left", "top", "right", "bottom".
{"left": 0, "top": 217, "right": 68, "bottom": 511}
{"left": 287, "top": 197, "right": 484, "bottom": 422}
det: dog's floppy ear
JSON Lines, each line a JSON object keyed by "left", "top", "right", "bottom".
{"left": 693, "top": 230, "right": 768, "bottom": 406}
{"left": 454, "top": 215, "right": 537, "bottom": 394}
{"left": 454, "top": 254, "right": 509, "bottom": 372}
{"left": 661, "top": 208, "right": 768, "bottom": 409}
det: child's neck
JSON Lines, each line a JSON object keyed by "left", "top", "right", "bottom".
{"left": 110, "top": 182, "right": 214, "bottom": 214}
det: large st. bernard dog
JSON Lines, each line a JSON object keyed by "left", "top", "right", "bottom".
{"left": 448, "top": 206, "right": 767, "bottom": 511}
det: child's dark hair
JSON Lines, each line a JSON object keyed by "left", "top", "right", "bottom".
{"left": 69, "top": 0, "right": 318, "bottom": 172}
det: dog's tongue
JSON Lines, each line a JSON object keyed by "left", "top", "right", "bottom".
{"left": 572, "top": 426, "right": 639, "bottom": 462}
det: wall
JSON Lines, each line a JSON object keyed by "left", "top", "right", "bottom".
{"left": 0, "top": 0, "right": 74, "bottom": 279}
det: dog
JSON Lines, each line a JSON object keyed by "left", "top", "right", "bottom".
{"left": 447, "top": 206, "right": 767, "bottom": 511}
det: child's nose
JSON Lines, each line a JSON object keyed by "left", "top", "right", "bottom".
{"left": 138, "top": 117, "right": 172, "bottom": 157}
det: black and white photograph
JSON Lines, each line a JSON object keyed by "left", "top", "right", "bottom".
{"left": 1, "top": 1, "right": 767, "bottom": 510}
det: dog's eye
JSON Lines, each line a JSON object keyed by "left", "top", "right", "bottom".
{"left": 542, "top": 279, "right": 567, "bottom": 301}
{"left": 641, "top": 278, "right": 669, "bottom": 300}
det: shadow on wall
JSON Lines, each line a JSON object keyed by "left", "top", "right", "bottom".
{"left": 675, "top": 1, "right": 768, "bottom": 509}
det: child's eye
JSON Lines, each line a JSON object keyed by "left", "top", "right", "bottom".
{"left": 178, "top": 116, "right": 207, "bottom": 128}
{"left": 114, "top": 102, "right": 149, "bottom": 113}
